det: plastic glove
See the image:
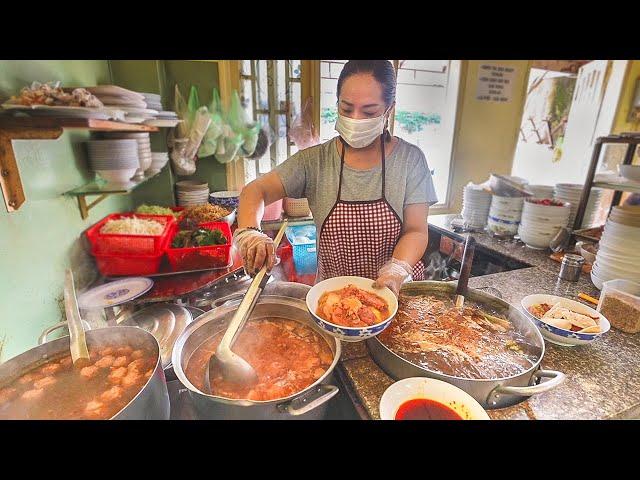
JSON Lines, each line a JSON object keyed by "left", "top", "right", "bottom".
{"left": 372, "top": 258, "right": 413, "bottom": 297}
{"left": 233, "top": 229, "right": 276, "bottom": 276}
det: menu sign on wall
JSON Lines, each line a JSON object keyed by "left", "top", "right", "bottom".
{"left": 476, "top": 64, "right": 516, "bottom": 102}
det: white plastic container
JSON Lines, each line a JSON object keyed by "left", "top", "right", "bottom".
{"left": 596, "top": 279, "right": 640, "bottom": 334}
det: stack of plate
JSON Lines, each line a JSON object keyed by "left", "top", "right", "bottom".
{"left": 553, "top": 183, "right": 604, "bottom": 229}
{"left": 141, "top": 93, "right": 163, "bottom": 111}
{"left": 176, "top": 180, "right": 210, "bottom": 206}
{"left": 526, "top": 184, "right": 554, "bottom": 198}
{"left": 100, "top": 132, "right": 152, "bottom": 177}
{"left": 461, "top": 185, "right": 492, "bottom": 229}
{"left": 517, "top": 198, "right": 571, "bottom": 250}
{"left": 144, "top": 111, "right": 180, "bottom": 128}
{"left": 86, "top": 139, "right": 139, "bottom": 184}
{"left": 487, "top": 195, "right": 524, "bottom": 236}
{"left": 147, "top": 152, "right": 169, "bottom": 175}
{"left": 591, "top": 205, "right": 640, "bottom": 289}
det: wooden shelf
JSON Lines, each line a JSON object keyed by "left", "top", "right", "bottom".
{"left": 0, "top": 115, "right": 160, "bottom": 214}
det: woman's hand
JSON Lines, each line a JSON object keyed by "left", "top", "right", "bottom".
{"left": 372, "top": 258, "right": 413, "bottom": 297}
{"left": 233, "top": 229, "right": 276, "bottom": 276}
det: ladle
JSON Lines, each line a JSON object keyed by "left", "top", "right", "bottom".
{"left": 64, "top": 269, "right": 90, "bottom": 367}
{"left": 203, "top": 220, "right": 289, "bottom": 393}
{"left": 455, "top": 236, "right": 476, "bottom": 310}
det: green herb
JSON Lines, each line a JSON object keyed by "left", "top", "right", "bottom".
{"left": 171, "top": 228, "right": 227, "bottom": 248}
{"left": 136, "top": 204, "right": 180, "bottom": 217}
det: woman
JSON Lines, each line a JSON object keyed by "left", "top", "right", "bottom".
{"left": 234, "top": 60, "right": 438, "bottom": 296}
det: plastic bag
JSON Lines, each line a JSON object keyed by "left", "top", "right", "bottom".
{"left": 173, "top": 84, "right": 189, "bottom": 138}
{"left": 198, "top": 88, "right": 225, "bottom": 158}
{"left": 289, "top": 97, "right": 319, "bottom": 150}
{"left": 184, "top": 106, "right": 212, "bottom": 161}
{"left": 225, "top": 90, "right": 260, "bottom": 158}
{"left": 215, "top": 124, "right": 244, "bottom": 164}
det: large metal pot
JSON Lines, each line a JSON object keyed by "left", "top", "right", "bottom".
{"left": 367, "top": 281, "right": 565, "bottom": 409}
{"left": 1, "top": 324, "right": 170, "bottom": 420}
{"left": 172, "top": 295, "right": 342, "bottom": 420}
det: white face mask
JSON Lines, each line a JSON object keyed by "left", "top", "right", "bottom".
{"left": 335, "top": 110, "right": 388, "bottom": 149}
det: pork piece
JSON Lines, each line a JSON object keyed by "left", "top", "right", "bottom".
{"left": 130, "top": 349, "right": 145, "bottom": 360}
{"left": 116, "top": 346, "right": 133, "bottom": 357}
{"left": 313, "top": 367, "right": 326, "bottom": 380}
{"left": 84, "top": 400, "right": 106, "bottom": 419}
{"left": 99, "top": 346, "right": 115, "bottom": 357}
{"left": 80, "top": 365, "right": 100, "bottom": 380}
{"left": 357, "top": 306, "right": 378, "bottom": 326}
{"left": 121, "top": 370, "right": 142, "bottom": 389}
{"left": 33, "top": 376, "right": 57, "bottom": 389}
{"left": 18, "top": 371, "right": 43, "bottom": 385}
{"left": 143, "top": 369, "right": 153, "bottom": 380}
{"left": 0, "top": 387, "right": 18, "bottom": 404}
{"left": 108, "top": 367, "right": 128, "bottom": 385}
{"left": 355, "top": 289, "right": 388, "bottom": 311}
{"left": 40, "top": 362, "right": 62, "bottom": 376}
{"left": 94, "top": 355, "right": 115, "bottom": 369}
{"left": 100, "top": 386, "right": 123, "bottom": 403}
{"left": 112, "top": 356, "right": 129, "bottom": 368}
{"left": 89, "top": 350, "right": 100, "bottom": 363}
{"left": 319, "top": 351, "right": 333, "bottom": 365}
{"left": 21, "top": 389, "right": 44, "bottom": 401}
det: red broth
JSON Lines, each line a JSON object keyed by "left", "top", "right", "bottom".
{"left": 394, "top": 398, "right": 463, "bottom": 420}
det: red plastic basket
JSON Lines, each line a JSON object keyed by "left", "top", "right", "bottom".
{"left": 86, "top": 213, "right": 176, "bottom": 255}
{"left": 92, "top": 250, "right": 165, "bottom": 277}
{"left": 165, "top": 221, "right": 232, "bottom": 271}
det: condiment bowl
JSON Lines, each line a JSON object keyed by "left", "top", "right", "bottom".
{"left": 306, "top": 276, "right": 398, "bottom": 342}
{"left": 520, "top": 294, "right": 610, "bottom": 347}
{"left": 379, "top": 377, "right": 489, "bottom": 420}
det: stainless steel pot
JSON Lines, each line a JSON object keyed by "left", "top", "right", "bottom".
{"left": 172, "top": 295, "right": 342, "bottom": 420}
{"left": 1, "top": 325, "right": 170, "bottom": 420}
{"left": 367, "top": 281, "right": 565, "bottom": 409}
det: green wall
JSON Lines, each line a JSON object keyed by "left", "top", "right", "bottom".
{"left": 0, "top": 60, "right": 226, "bottom": 362}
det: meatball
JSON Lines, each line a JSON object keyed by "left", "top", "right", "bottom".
{"left": 130, "top": 349, "right": 145, "bottom": 360}
{"left": 34, "top": 376, "right": 57, "bottom": 389}
{"left": 100, "top": 386, "right": 123, "bottom": 403}
{"left": 143, "top": 369, "right": 153, "bottom": 380}
{"left": 116, "top": 346, "right": 133, "bottom": 357}
{"left": 58, "top": 356, "right": 73, "bottom": 369}
{"left": 0, "top": 387, "right": 18, "bottom": 404}
{"left": 127, "top": 358, "right": 146, "bottom": 374}
{"left": 80, "top": 365, "right": 100, "bottom": 379}
{"left": 108, "top": 367, "right": 128, "bottom": 385}
{"left": 112, "top": 356, "right": 129, "bottom": 368}
{"left": 94, "top": 355, "right": 115, "bottom": 369}
{"left": 99, "top": 346, "right": 115, "bottom": 357}
{"left": 21, "top": 389, "right": 44, "bottom": 401}
{"left": 40, "top": 362, "right": 62, "bottom": 376}
{"left": 89, "top": 350, "right": 100, "bottom": 363}
{"left": 18, "top": 371, "right": 43, "bottom": 385}
{"left": 121, "top": 371, "right": 141, "bottom": 389}
{"left": 84, "top": 400, "right": 106, "bottom": 419}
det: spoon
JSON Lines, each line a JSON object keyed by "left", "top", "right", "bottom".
{"left": 203, "top": 220, "right": 289, "bottom": 393}
{"left": 455, "top": 236, "right": 476, "bottom": 310}
{"left": 63, "top": 269, "right": 90, "bottom": 368}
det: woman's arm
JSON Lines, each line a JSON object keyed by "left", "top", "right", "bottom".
{"left": 392, "top": 203, "right": 429, "bottom": 267}
{"left": 237, "top": 171, "right": 287, "bottom": 229}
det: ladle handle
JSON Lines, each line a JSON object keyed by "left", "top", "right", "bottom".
{"left": 218, "top": 220, "right": 289, "bottom": 351}
{"left": 456, "top": 236, "right": 476, "bottom": 298}
{"left": 64, "top": 269, "right": 90, "bottom": 364}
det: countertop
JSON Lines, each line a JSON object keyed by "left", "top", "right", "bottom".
{"left": 338, "top": 214, "right": 640, "bottom": 420}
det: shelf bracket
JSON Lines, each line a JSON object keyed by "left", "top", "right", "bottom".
{"left": 77, "top": 193, "right": 110, "bottom": 220}
{"left": 0, "top": 126, "right": 63, "bottom": 213}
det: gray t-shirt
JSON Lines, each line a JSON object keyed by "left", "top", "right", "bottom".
{"left": 274, "top": 136, "right": 438, "bottom": 229}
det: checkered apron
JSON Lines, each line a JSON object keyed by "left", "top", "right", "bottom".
{"left": 317, "top": 135, "right": 425, "bottom": 281}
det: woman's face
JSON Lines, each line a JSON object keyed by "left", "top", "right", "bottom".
{"left": 338, "top": 73, "right": 390, "bottom": 120}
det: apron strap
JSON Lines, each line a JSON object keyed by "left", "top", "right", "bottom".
{"left": 337, "top": 133, "right": 388, "bottom": 202}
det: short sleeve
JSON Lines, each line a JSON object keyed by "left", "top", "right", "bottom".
{"left": 405, "top": 147, "right": 439, "bottom": 207}
{"left": 273, "top": 150, "right": 308, "bottom": 199}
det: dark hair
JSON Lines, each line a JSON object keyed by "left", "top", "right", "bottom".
{"left": 336, "top": 60, "right": 396, "bottom": 141}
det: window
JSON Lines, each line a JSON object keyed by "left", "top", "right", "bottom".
{"left": 319, "top": 60, "right": 461, "bottom": 207}
{"left": 238, "top": 60, "right": 303, "bottom": 184}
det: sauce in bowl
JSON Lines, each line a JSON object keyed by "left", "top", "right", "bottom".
{"left": 394, "top": 398, "right": 463, "bottom": 420}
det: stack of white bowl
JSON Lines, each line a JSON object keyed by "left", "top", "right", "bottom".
{"left": 176, "top": 180, "right": 210, "bottom": 207}
{"left": 526, "top": 184, "right": 554, "bottom": 199}
{"left": 461, "top": 185, "right": 492, "bottom": 229}
{"left": 553, "top": 183, "right": 604, "bottom": 229}
{"left": 517, "top": 198, "right": 571, "bottom": 249}
{"left": 86, "top": 139, "right": 139, "bottom": 185}
{"left": 487, "top": 195, "right": 524, "bottom": 236}
{"left": 146, "top": 152, "right": 169, "bottom": 176}
{"left": 101, "top": 132, "right": 152, "bottom": 178}
{"left": 591, "top": 205, "right": 640, "bottom": 289}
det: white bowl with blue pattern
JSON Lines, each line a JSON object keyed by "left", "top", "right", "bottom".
{"left": 306, "top": 276, "right": 398, "bottom": 343}
{"left": 520, "top": 294, "right": 610, "bottom": 347}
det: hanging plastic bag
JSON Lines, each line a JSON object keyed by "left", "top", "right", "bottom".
{"left": 198, "top": 88, "right": 225, "bottom": 158}
{"left": 246, "top": 123, "right": 274, "bottom": 160}
{"left": 184, "top": 106, "right": 212, "bottom": 161}
{"left": 214, "top": 124, "right": 244, "bottom": 164}
{"left": 225, "top": 90, "right": 260, "bottom": 158}
{"left": 173, "top": 84, "right": 189, "bottom": 138}
{"left": 289, "top": 97, "right": 319, "bottom": 150}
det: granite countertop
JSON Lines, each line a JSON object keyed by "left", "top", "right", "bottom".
{"left": 338, "top": 214, "right": 640, "bottom": 420}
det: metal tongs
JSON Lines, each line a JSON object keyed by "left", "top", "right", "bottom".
{"left": 203, "top": 220, "right": 289, "bottom": 393}
{"left": 63, "top": 269, "right": 90, "bottom": 367}
{"left": 455, "top": 236, "right": 476, "bottom": 310}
